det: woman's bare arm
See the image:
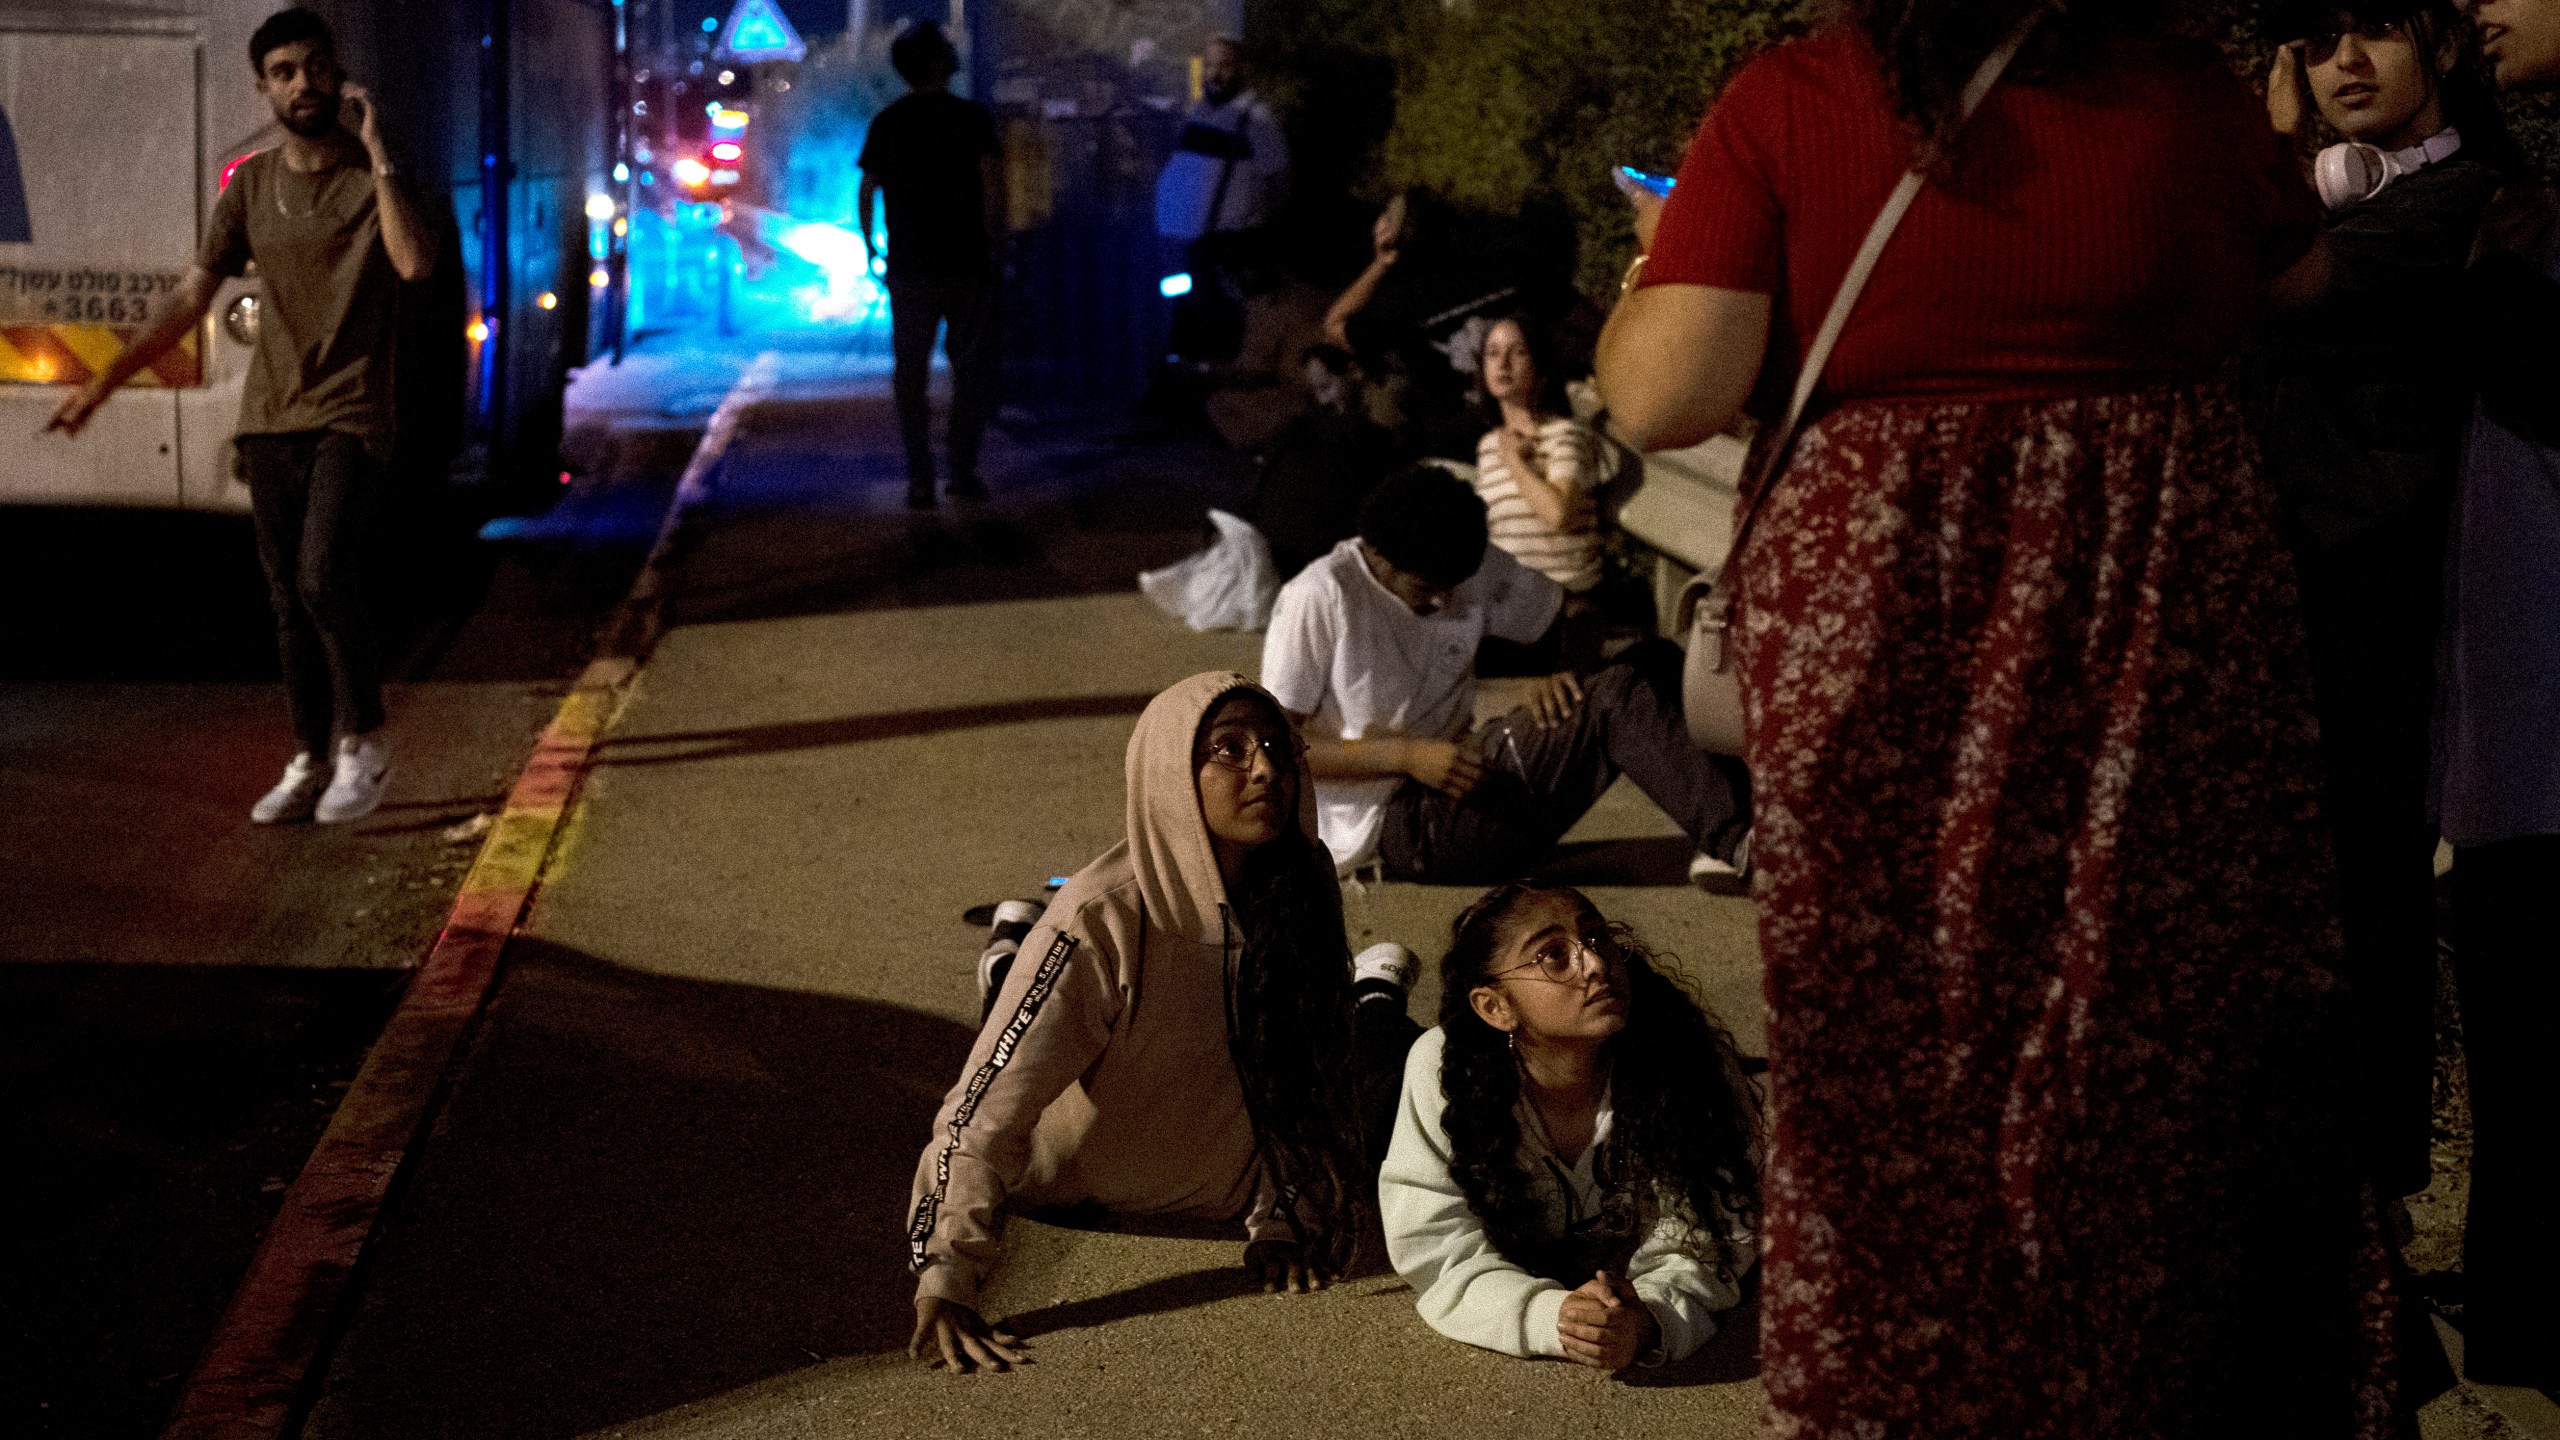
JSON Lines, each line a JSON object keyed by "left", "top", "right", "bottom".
{"left": 1593, "top": 283, "right": 1773, "bottom": 454}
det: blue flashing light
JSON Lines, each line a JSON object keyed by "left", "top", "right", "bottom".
{"left": 730, "top": 11, "right": 791, "bottom": 52}
{"left": 1159, "top": 272, "right": 1194, "bottom": 298}
{"left": 701, "top": 15, "right": 718, "bottom": 31}
{"left": 613, "top": 161, "right": 630, "bottom": 183}
{"left": 638, "top": 170, "right": 655, "bottom": 186}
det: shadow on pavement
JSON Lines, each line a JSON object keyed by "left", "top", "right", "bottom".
{"left": 1621, "top": 1292, "right": 1763, "bottom": 1389}
{"left": 1533, "top": 835, "right": 1698, "bottom": 888}
{"left": 657, "top": 404, "right": 1254, "bottom": 633}
{"left": 1001, "top": 1266, "right": 1263, "bottom": 1340}
{"left": 1, "top": 963, "right": 407, "bottom": 1440}
{"left": 594, "top": 692, "right": 1159, "bottom": 768}
{"left": 306, "top": 940, "right": 976, "bottom": 1440}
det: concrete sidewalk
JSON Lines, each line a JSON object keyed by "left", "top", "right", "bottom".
{"left": 292, "top": 360, "right": 2523, "bottom": 1440}
{"left": 295, "top": 365, "right": 1772, "bottom": 1440}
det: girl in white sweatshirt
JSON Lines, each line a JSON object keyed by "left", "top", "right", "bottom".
{"left": 1380, "top": 882, "right": 1760, "bottom": 1371}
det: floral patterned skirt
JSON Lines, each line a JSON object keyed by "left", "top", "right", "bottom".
{"left": 1733, "top": 383, "right": 2409, "bottom": 1438}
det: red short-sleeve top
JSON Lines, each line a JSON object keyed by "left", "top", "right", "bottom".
{"left": 1642, "top": 28, "right": 2317, "bottom": 403}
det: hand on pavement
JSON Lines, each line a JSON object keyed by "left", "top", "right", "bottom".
{"left": 910, "top": 1298, "right": 1031, "bottom": 1373}
{"left": 1404, "top": 738, "right": 1485, "bottom": 800}
{"left": 1557, "top": 1270, "right": 1657, "bottom": 1372}
{"left": 1526, "top": 671, "right": 1583, "bottom": 729}
{"left": 1243, "top": 1238, "right": 1329, "bottom": 1294}
{"left": 45, "top": 380, "right": 110, "bottom": 438}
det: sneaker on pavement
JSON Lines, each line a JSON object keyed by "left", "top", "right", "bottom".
{"left": 906, "top": 479, "right": 937, "bottom": 510}
{"left": 1352, "top": 941, "right": 1419, "bottom": 1003}
{"left": 976, "top": 898, "right": 1044, "bottom": 1015}
{"left": 249, "top": 751, "right": 330, "bottom": 824}
{"left": 1689, "top": 829, "right": 1752, "bottom": 896}
{"left": 946, "top": 474, "right": 987, "bottom": 500}
{"left": 314, "top": 733, "right": 391, "bottom": 825}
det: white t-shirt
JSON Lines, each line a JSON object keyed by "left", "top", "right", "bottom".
{"left": 1259, "top": 539, "right": 1563, "bottom": 870}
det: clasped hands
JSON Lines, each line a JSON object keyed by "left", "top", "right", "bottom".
{"left": 1558, "top": 1269, "right": 1660, "bottom": 1373}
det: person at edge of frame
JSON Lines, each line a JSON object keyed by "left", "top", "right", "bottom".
{"left": 2430, "top": 0, "right": 2560, "bottom": 1393}
{"left": 2243, "top": 0, "right": 2515, "bottom": 1201}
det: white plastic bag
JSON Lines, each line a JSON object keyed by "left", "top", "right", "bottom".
{"left": 1138, "top": 509, "right": 1280, "bottom": 632}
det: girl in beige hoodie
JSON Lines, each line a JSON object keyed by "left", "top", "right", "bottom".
{"left": 906, "top": 671, "right": 1394, "bottom": 1372}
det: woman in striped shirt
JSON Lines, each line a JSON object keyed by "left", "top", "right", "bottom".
{"left": 1471, "top": 313, "right": 1608, "bottom": 596}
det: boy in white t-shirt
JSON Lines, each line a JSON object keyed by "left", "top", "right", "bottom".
{"left": 1260, "top": 466, "right": 1750, "bottom": 886}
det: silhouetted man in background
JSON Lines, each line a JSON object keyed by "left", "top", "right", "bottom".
{"left": 859, "top": 22, "right": 1003, "bottom": 509}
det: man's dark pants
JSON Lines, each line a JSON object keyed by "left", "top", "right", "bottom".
{"left": 237, "top": 431, "right": 383, "bottom": 758}
{"left": 1377, "top": 639, "right": 1751, "bottom": 884}
{"left": 2296, "top": 529, "right": 2444, "bottom": 1196}
{"left": 2451, "top": 833, "right": 2560, "bottom": 1386}
{"left": 888, "top": 270, "right": 997, "bottom": 488}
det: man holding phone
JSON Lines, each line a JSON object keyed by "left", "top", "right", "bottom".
{"left": 49, "top": 7, "right": 434, "bottom": 825}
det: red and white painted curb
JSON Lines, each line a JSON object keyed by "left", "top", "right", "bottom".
{"left": 159, "top": 352, "right": 780, "bottom": 1440}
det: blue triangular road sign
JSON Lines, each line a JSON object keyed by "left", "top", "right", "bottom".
{"left": 714, "top": 0, "right": 806, "bottom": 62}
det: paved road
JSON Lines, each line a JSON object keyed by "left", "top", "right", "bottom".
{"left": 0, "top": 354, "right": 712, "bottom": 1439}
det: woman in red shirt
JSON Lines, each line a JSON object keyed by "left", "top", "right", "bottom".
{"left": 1597, "top": 3, "right": 2411, "bottom": 1434}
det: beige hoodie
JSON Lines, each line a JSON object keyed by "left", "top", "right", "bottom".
{"left": 906, "top": 671, "right": 1317, "bottom": 1309}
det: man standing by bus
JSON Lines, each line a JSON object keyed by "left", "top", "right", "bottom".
{"left": 48, "top": 7, "right": 433, "bottom": 826}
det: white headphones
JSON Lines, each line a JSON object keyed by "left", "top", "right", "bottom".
{"left": 2314, "top": 126, "right": 2463, "bottom": 209}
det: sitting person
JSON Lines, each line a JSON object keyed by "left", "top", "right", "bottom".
{"left": 1472, "top": 311, "right": 1607, "bottom": 595}
{"left": 1261, "top": 464, "right": 1752, "bottom": 888}
{"left": 1252, "top": 344, "right": 1403, "bottom": 579}
{"left": 1470, "top": 310, "right": 1650, "bottom": 669}
{"left": 1380, "top": 882, "right": 1760, "bottom": 1370}
{"left": 904, "top": 672, "right": 1417, "bottom": 1372}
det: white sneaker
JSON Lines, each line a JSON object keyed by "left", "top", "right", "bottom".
{"left": 1352, "top": 942, "right": 1419, "bottom": 997}
{"left": 977, "top": 899, "right": 1044, "bottom": 1011}
{"left": 1689, "top": 829, "right": 1753, "bottom": 897}
{"left": 249, "top": 752, "right": 330, "bottom": 824}
{"left": 314, "top": 733, "right": 391, "bottom": 825}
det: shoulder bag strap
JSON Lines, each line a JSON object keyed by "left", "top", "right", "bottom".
{"left": 1699, "top": 6, "right": 2049, "bottom": 668}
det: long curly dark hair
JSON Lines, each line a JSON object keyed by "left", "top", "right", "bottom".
{"left": 1846, "top": 0, "right": 2177, "bottom": 164}
{"left": 1435, "top": 883, "right": 1761, "bottom": 1284}
{"left": 1211, "top": 691, "right": 1366, "bottom": 1275}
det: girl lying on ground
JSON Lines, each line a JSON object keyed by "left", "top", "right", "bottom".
{"left": 1381, "top": 882, "right": 1760, "bottom": 1371}
{"left": 904, "top": 671, "right": 1419, "bottom": 1372}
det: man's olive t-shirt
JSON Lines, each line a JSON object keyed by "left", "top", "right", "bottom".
{"left": 199, "top": 147, "right": 399, "bottom": 454}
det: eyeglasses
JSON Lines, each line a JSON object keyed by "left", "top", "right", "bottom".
{"left": 1195, "top": 733, "right": 1307, "bottom": 774}
{"left": 1492, "top": 929, "right": 1623, "bottom": 986}
{"left": 2303, "top": 16, "right": 2408, "bottom": 65}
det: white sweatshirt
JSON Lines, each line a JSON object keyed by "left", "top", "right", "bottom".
{"left": 1378, "top": 1026, "right": 1752, "bottom": 1364}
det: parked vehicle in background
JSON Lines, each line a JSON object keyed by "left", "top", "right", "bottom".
{"left": 1, "top": 0, "right": 610, "bottom": 512}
